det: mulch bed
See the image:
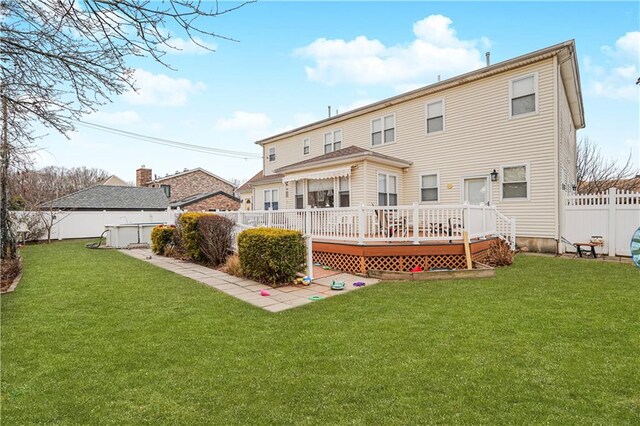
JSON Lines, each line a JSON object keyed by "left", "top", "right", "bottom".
{"left": 1, "top": 257, "right": 22, "bottom": 293}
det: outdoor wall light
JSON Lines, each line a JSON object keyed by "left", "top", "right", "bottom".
{"left": 490, "top": 169, "right": 498, "bottom": 182}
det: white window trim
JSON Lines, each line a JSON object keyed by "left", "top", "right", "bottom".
{"left": 376, "top": 171, "right": 399, "bottom": 206}
{"left": 268, "top": 146, "right": 276, "bottom": 162}
{"left": 303, "top": 137, "right": 310, "bottom": 156}
{"left": 459, "top": 175, "right": 492, "bottom": 205}
{"left": 419, "top": 172, "right": 440, "bottom": 204}
{"left": 370, "top": 112, "right": 397, "bottom": 147}
{"left": 425, "top": 98, "right": 445, "bottom": 135}
{"left": 323, "top": 128, "right": 343, "bottom": 154}
{"left": 508, "top": 72, "right": 539, "bottom": 119}
{"left": 264, "top": 188, "right": 280, "bottom": 209}
{"left": 500, "top": 163, "right": 531, "bottom": 201}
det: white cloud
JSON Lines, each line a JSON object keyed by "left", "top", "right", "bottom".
{"left": 163, "top": 37, "right": 217, "bottom": 55}
{"left": 123, "top": 69, "right": 207, "bottom": 106}
{"left": 214, "top": 111, "right": 273, "bottom": 140}
{"left": 89, "top": 110, "right": 141, "bottom": 125}
{"left": 337, "top": 99, "right": 377, "bottom": 114}
{"left": 295, "top": 15, "right": 488, "bottom": 88}
{"left": 586, "top": 31, "right": 640, "bottom": 101}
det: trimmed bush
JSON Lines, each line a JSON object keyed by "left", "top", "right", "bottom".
{"left": 150, "top": 225, "right": 175, "bottom": 254}
{"left": 197, "top": 215, "right": 235, "bottom": 266}
{"left": 176, "top": 212, "right": 215, "bottom": 261}
{"left": 238, "top": 228, "right": 305, "bottom": 285}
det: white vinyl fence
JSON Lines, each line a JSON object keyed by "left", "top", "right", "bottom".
{"left": 563, "top": 188, "right": 640, "bottom": 256}
{"left": 12, "top": 209, "right": 176, "bottom": 241}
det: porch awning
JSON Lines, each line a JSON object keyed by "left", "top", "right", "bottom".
{"left": 282, "top": 167, "right": 351, "bottom": 183}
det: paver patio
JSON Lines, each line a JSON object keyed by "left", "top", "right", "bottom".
{"left": 120, "top": 249, "right": 379, "bottom": 311}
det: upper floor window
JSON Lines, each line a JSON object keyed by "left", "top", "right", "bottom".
{"left": 264, "top": 189, "right": 279, "bottom": 210}
{"left": 371, "top": 114, "right": 395, "bottom": 146}
{"left": 501, "top": 164, "right": 529, "bottom": 200}
{"left": 426, "top": 100, "right": 444, "bottom": 134}
{"left": 268, "top": 147, "right": 276, "bottom": 162}
{"left": 510, "top": 74, "right": 537, "bottom": 116}
{"left": 324, "top": 129, "right": 342, "bottom": 154}
{"left": 303, "top": 138, "right": 310, "bottom": 156}
{"left": 420, "top": 174, "right": 438, "bottom": 202}
{"left": 378, "top": 173, "right": 398, "bottom": 206}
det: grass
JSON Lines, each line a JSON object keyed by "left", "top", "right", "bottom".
{"left": 2, "top": 240, "right": 639, "bottom": 424}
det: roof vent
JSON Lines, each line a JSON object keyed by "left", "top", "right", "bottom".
{"left": 486, "top": 51, "right": 490, "bottom": 66}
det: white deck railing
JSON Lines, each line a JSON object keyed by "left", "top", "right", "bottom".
{"left": 216, "top": 203, "right": 516, "bottom": 249}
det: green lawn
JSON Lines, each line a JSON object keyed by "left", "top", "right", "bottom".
{"left": 2, "top": 241, "right": 639, "bottom": 424}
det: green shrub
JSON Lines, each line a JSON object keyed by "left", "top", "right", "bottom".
{"left": 150, "top": 225, "right": 176, "bottom": 254}
{"left": 238, "top": 228, "right": 305, "bottom": 285}
{"left": 176, "top": 212, "right": 215, "bottom": 261}
{"left": 197, "top": 215, "right": 235, "bottom": 266}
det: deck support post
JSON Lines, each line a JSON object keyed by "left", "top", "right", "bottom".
{"left": 358, "top": 203, "right": 365, "bottom": 245}
{"left": 412, "top": 202, "right": 420, "bottom": 245}
{"left": 305, "top": 234, "right": 314, "bottom": 280}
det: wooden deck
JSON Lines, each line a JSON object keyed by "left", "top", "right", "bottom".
{"left": 312, "top": 237, "right": 497, "bottom": 274}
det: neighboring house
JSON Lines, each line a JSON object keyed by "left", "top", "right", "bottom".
{"left": 242, "top": 40, "right": 585, "bottom": 253}
{"left": 50, "top": 185, "right": 170, "bottom": 211}
{"left": 135, "top": 166, "right": 240, "bottom": 211}
{"left": 170, "top": 191, "right": 241, "bottom": 211}
{"left": 96, "top": 175, "right": 129, "bottom": 186}
{"left": 236, "top": 171, "right": 267, "bottom": 211}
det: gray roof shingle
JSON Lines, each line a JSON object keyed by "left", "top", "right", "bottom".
{"left": 50, "top": 185, "right": 169, "bottom": 210}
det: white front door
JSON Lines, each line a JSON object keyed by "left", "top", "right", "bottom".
{"left": 464, "top": 177, "right": 489, "bottom": 205}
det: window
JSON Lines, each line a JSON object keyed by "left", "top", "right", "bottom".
{"left": 377, "top": 173, "right": 398, "bottom": 206}
{"left": 338, "top": 176, "right": 350, "bottom": 207}
{"left": 371, "top": 114, "right": 395, "bottom": 146}
{"left": 426, "top": 100, "right": 444, "bottom": 133}
{"left": 303, "top": 138, "right": 310, "bottom": 155}
{"left": 268, "top": 147, "right": 276, "bottom": 162}
{"left": 420, "top": 174, "right": 438, "bottom": 202}
{"left": 307, "top": 179, "right": 334, "bottom": 208}
{"left": 502, "top": 165, "right": 528, "bottom": 199}
{"left": 510, "top": 74, "right": 537, "bottom": 116}
{"left": 295, "top": 181, "right": 304, "bottom": 209}
{"left": 324, "top": 129, "right": 342, "bottom": 154}
{"left": 160, "top": 184, "right": 171, "bottom": 198}
{"left": 264, "top": 189, "right": 279, "bottom": 210}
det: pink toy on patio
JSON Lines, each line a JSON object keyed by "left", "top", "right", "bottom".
{"left": 260, "top": 289, "right": 270, "bottom": 296}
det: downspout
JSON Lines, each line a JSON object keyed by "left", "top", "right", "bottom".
{"left": 553, "top": 54, "right": 561, "bottom": 253}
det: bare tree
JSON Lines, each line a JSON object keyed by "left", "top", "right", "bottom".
{"left": 9, "top": 166, "right": 110, "bottom": 206}
{"left": 0, "top": 0, "right": 253, "bottom": 258}
{"left": 576, "top": 137, "right": 639, "bottom": 194}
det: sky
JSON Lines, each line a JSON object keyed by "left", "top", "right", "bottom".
{"left": 34, "top": 1, "right": 640, "bottom": 185}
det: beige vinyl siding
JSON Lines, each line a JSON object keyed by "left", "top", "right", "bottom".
{"left": 261, "top": 58, "right": 559, "bottom": 238}
{"left": 253, "top": 183, "right": 284, "bottom": 210}
{"left": 558, "top": 70, "right": 577, "bottom": 191}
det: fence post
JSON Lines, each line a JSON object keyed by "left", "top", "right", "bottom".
{"left": 607, "top": 187, "right": 616, "bottom": 256}
{"left": 412, "top": 202, "right": 419, "bottom": 245}
{"left": 358, "top": 203, "right": 365, "bottom": 245}
{"left": 267, "top": 207, "right": 272, "bottom": 228}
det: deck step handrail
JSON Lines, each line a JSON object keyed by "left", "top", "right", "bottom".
{"left": 213, "top": 203, "right": 516, "bottom": 248}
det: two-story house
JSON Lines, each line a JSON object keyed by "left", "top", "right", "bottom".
{"left": 240, "top": 40, "right": 585, "bottom": 253}
{"left": 136, "top": 166, "right": 240, "bottom": 211}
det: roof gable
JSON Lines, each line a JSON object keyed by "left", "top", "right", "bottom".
{"left": 151, "top": 167, "right": 235, "bottom": 188}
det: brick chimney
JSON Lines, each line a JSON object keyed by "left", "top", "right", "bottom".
{"left": 136, "top": 165, "right": 152, "bottom": 187}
